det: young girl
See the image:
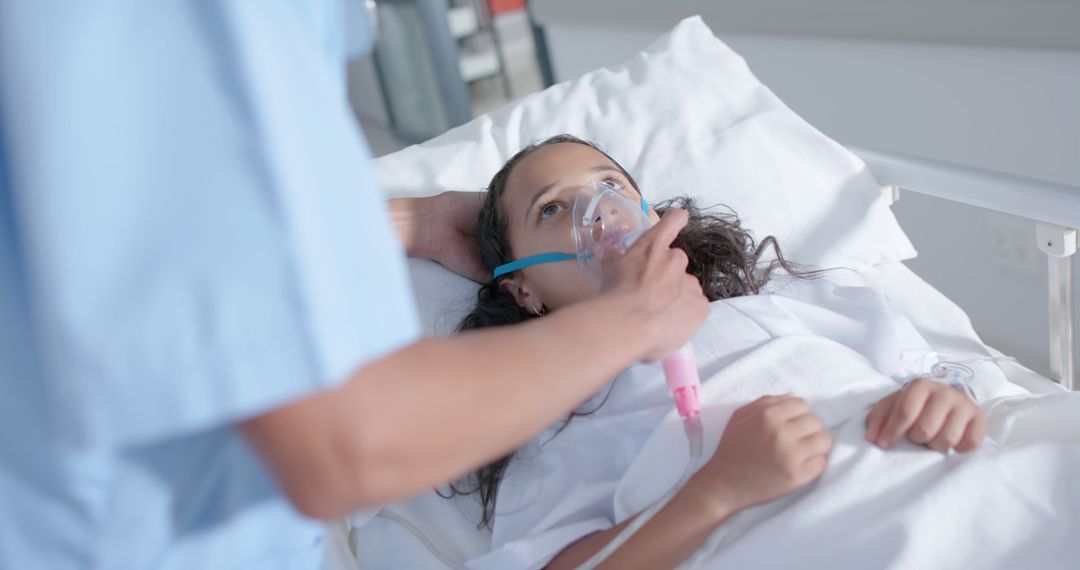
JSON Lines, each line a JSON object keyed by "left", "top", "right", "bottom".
{"left": 449, "top": 135, "right": 987, "bottom": 569}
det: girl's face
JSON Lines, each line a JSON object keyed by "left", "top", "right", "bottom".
{"left": 498, "top": 143, "right": 659, "bottom": 312}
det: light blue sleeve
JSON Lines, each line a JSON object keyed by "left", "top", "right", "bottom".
{"left": 0, "top": 1, "right": 419, "bottom": 448}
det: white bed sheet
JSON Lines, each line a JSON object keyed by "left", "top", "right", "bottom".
{"left": 345, "top": 258, "right": 1065, "bottom": 569}
{"left": 613, "top": 337, "right": 1078, "bottom": 570}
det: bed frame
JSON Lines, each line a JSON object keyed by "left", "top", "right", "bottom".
{"left": 856, "top": 146, "right": 1077, "bottom": 388}
{"left": 529, "top": 0, "right": 1080, "bottom": 389}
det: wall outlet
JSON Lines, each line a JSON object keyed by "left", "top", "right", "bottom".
{"left": 985, "top": 214, "right": 1041, "bottom": 278}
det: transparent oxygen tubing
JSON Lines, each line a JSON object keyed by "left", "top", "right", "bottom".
{"left": 373, "top": 511, "right": 470, "bottom": 570}
{"left": 574, "top": 416, "right": 704, "bottom": 570}
{"left": 908, "top": 352, "right": 1020, "bottom": 401}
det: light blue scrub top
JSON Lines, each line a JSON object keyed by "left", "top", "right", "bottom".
{"left": 0, "top": 2, "right": 419, "bottom": 568}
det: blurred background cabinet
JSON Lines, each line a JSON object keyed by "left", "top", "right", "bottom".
{"left": 347, "top": 0, "right": 544, "bottom": 152}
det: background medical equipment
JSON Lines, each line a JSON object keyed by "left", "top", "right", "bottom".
{"left": 341, "top": 12, "right": 1079, "bottom": 569}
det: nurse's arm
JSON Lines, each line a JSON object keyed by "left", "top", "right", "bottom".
{"left": 389, "top": 191, "right": 488, "bottom": 282}
{"left": 241, "top": 207, "right": 704, "bottom": 519}
{"left": 240, "top": 293, "right": 653, "bottom": 518}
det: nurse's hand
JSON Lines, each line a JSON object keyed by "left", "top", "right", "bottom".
{"left": 865, "top": 378, "right": 987, "bottom": 452}
{"left": 689, "top": 395, "right": 832, "bottom": 514}
{"left": 390, "top": 192, "right": 487, "bottom": 282}
{"left": 601, "top": 208, "right": 710, "bottom": 363}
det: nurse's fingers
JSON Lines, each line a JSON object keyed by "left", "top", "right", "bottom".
{"left": 635, "top": 207, "right": 688, "bottom": 253}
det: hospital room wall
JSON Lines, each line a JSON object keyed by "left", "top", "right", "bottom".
{"left": 541, "top": 25, "right": 1080, "bottom": 382}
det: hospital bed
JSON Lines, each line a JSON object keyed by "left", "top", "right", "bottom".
{"left": 529, "top": 0, "right": 1080, "bottom": 388}
{"left": 335, "top": 4, "right": 1080, "bottom": 567}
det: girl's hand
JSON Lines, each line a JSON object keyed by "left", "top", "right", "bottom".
{"left": 690, "top": 395, "right": 832, "bottom": 514}
{"left": 865, "top": 378, "right": 987, "bottom": 452}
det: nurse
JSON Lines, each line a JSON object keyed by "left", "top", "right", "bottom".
{"left": 0, "top": 2, "right": 707, "bottom": 568}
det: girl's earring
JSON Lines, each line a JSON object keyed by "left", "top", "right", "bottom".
{"left": 532, "top": 305, "right": 546, "bottom": 316}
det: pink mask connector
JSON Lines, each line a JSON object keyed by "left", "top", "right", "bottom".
{"left": 662, "top": 345, "right": 702, "bottom": 418}
{"left": 662, "top": 345, "right": 704, "bottom": 458}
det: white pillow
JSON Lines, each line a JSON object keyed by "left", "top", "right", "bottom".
{"left": 377, "top": 16, "right": 915, "bottom": 332}
{"left": 353, "top": 15, "right": 916, "bottom": 565}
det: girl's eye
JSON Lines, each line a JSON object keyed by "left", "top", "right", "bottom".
{"left": 602, "top": 178, "right": 625, "bottom": 192}
{"left": 539, "top": 201, "right": 565, "bottom": 220}
{"left": 601, "top": 178, "right": 633, "bottom": 199}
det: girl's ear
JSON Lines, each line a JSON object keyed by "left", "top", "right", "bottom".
{"left": 499, "top": 274, "right": 542, "bottom": 313}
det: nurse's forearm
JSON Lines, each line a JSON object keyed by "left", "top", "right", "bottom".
{"left": 245, "top": 208, "right": 706, "bottom": 517}
{"left": 241, "top": 293, "right": 653, "bottom": 518}
{"left": 388, "top": 195, "right": 430, "bottom": 258}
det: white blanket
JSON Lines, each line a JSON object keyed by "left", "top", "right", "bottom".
{"left": 618, "top": 335, "right": 1080, "bottom": 570}
{"left": 356, "top": 278, "right": 1070, "bottom": 569}
{"left": 468, "top": 278, "right": 1042, "bottom": 569}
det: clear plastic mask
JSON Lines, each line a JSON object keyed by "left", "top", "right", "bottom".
{"left": 572, "top": 181, "right": 654, "bottom": 287}
{"left": 491, "top": 180, "right": 650, "bottom": 280}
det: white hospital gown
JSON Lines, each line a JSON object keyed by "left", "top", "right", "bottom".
{"left": 466, "top": 277, "right": 935, "bottom": 569}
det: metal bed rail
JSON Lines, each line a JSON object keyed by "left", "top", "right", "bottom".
{"left": 851, "top": 146, "right": 1079, "bottom": 389}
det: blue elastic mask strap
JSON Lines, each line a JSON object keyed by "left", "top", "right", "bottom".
{"left": 492, "top": 197, "right": 647, "bottom": 278}
{"left": 493, "top": 252, "right": 577, "bottom": 278}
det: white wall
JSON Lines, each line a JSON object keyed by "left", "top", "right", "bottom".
{"left": 541, "top": 23, "right": 1080, "bottom": 381}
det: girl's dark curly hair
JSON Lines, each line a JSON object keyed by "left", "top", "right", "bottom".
{"left": 440, "top": 134, "right": 820, "bottom": 529}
